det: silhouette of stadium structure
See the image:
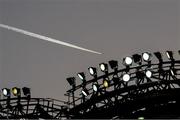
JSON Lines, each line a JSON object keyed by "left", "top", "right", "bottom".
{"left": 1, "top": 50, "right": 180, "bottom": 119}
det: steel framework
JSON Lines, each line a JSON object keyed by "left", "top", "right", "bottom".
{"left": 1, "top": 51, "right": 180, "bottom": 119}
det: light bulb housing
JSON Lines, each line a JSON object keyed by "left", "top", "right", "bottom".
{"left": 123, "top": 57, "right": 133, "bottom": 66}
{"left": 12, "top": 87, "right": 21, "bottom": 96}
{"left": 88, "top": 67, "right": 97, "bottom": 76}
{"left": 77, "top": 72, "right": 86, "bottom": 81}
{"left": 99, "top": 63, "right": 108, "bottom": 72}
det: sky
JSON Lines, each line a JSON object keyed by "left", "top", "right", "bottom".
{"left": 0, "top": 0, "right": 179, "bottom": 101}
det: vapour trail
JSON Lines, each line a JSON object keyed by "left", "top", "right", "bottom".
{"left": 0, "top": 23, "right": 102, "bottom": 54}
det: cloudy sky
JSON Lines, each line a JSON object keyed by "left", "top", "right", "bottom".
{"left": 0, "top": 0, "right": 179, "bottom": 100}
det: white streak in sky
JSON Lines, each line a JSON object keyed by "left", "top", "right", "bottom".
{"left": 0, "top": 23, "right": 102, "bottom": 54}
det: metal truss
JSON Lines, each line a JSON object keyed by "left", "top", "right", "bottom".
{"left": 66, "top": 60, "right": 180, "bottom": 119}
{"left": 1, "top": 52, "right": 180, "bottom": 119}
{"left": 0, "top": 97, "right": 68, "bottom": 119}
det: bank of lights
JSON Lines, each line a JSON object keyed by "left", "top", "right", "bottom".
{"left": 2, "top": 87, "right": 31, "bottom": 98}
{"left": 66, "top": 50, "right": 178, "bottom": 97}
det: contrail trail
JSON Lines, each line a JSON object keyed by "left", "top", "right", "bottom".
{"left": 0, "top": 23, "right": 102, "bottom": 54}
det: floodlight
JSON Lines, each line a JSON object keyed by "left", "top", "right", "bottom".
{"left": 12, "top": 87, "right": 21, "bottom": 96}
{"left": 132, "top": 54, "right": 142, "bottom": 64}
{"left": 166, "top": 51, "right": 173, "bottom": 60}
{"left": 66, "top": 77, "right": 76, "bottom": 86}
{"left": 142, "top": 52, "right": 151, "bottom": 62}
{"left": 2, "top": 88, "right": 10, "bottom": 97}
{"left": 88, "top": 67, "right": 97, "bottom": 76}
{"left": 170, "top": 69, "right": 176, "bottom": 76}
{"left": 82, "top": 88, "right": 89, "bottom": 97}
{"left": 92, "top": 84, "right": 99, "bottom": 92}
{"left": 123, "top": 73, "right": 130, "bottom": 82}
{"left": 123, "top": 57, "right": 133, "bottom": 66}
{"left": 112, "top": 75, "right": 120, "bottom": 84}
{"left": 77, "top": 72, "right": 86, "bottom": 81}
{"left": 145, "top": 70, "right": 152, "bottom": 78}
{"left": 138, "top": 117, "right": 144, "bottom": 120}
{"left": 108, "top": 60, "right": 118, "bottom": 69}
{"left": 136, "top": 71, "right": 144, "bottom": 80}
{"left": 22, "top": 87, "right": 31, "bottom": 97}
{"left": 103, "top": 79, "right": 110, "bottom": 88}
{"left": 99, "top": 63, "right": 108, "bottom": 72}
{"left": 154, "top": 52, "right": 162, "bottom": 61}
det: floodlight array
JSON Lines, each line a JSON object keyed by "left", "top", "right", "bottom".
{"left": 66, "top": 50, "right": 179, "bottom": 106}
{"left": 1, "top": 87, "right": 31, "bottom": 98}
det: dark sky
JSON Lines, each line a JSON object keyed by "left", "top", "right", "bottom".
{"left": 0, "top": 0, "right": 179, "bottom": 100}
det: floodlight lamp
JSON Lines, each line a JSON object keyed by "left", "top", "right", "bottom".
{"left": 77, "top": 72, "right": 86, "bottom": 81}
{"left": 132, "top": 54, "right": 142, "bottom": 64}
{"left": 22, "top": 87, "right": 31, "bottom": 97}
{"left": 170, "top": 69, "right": 176, "bottom": 76}
{"left": 82, "top": 88, "right": 89, "bottom": 97}
{"left": 66, "top": 77, "right": 75, "bottom": 86}
{"left": 123, "top": 73, "right": 130, "bottom": 82}
{"left": 142, "top": 52, "right": 151, "bottom": 62}
{"left": 166, "top": 51, "right": 173, "bottom": 60}
{"left": 154, "top": 52, "right": 162, "bottom": 61}
{"left": 136, "top": 71, "right": 144, "bottom": 80}
{"left": 88, "top": 67, "right": 97, "bottom": 76}
{"left": 2, "top": 88, "right": 10, "bottom": 97}
{"left": 145, "top": 70, "right": 152, "bottom": 78}
{"left": 99, "top": 63, "right": 108, "bottom": 72}
{"left": 112, "top": 75, "right": 119, "bottom": 84}
{"left": 108, "top": 60, "right": 118, "bottom": 69}
{"left": 103, "top": 79, "right": 110, "bottom": 88}
{"left": 92, "top": 84, "right": 99, "bottom": 92}
{"left": 12, "top": 87, "right": 21, "bottom": 96}
{"left": 123, "top": 57, "right": 133, "bottom": 66}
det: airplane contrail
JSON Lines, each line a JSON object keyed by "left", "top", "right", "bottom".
{"left": 0, "top": 23, "right": 102, "bottom": 54}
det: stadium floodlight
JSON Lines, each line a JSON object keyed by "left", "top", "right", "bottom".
{"left": 123, "top": 56, "right": 133, "bottom": 66}
{"left": 88, "top": 67, "right": 97, "bottom": 76}
{"left": 123, "top": 73, "right": 130, "bottom": 82}
{"left": 103, "top": 79, "right": 110, "bottom": 88}
{"left": 66, "top": 77, "right": 76, "bottom": 86}
{"left": 142, "top": 52, "right": 151, "bottom": 62}
{"left": 132, "top": 54, "right": 142, "bottom": 64}
{"left": 145, "top": 70, "right": 152, "bottom": 78}
{"left": 170, "top": 69, "right": 176, "bottom": 76}
{"left": 77, "top": 72, "right": 86, "bottom": 81}
{"left": 136, "top": 71, "right": 144, "bottom": 80}
{"left": 154, "top": 52, "right": 162, "bottom": 62}
{"left": 138, "top": 117, "right": 144, "bottom": 120}
{"left": 82, "top": 88, "right": 89, "bottom": 97}
{"left": 166, "top": 51, "right": 174, "bottom": 60}
{"left": 92, "top": 84, "right": 99, "bottom": 92}
{"left": 112, "top": 75, "right": 120, "bottom": 84}
{"left": 108, "top": 60, "right": 118, "bottom": 70}
{"left": 12, "top": 87, "right": 21, "bottom": 96}
{"left": 99, "top": 63, "right": 108, "bottom": 72}
{"left": 22, "top": 87, "right": 31, "bottom": 97}
{"left": 2, "top": 88, "right": 10, "bottom": 97}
